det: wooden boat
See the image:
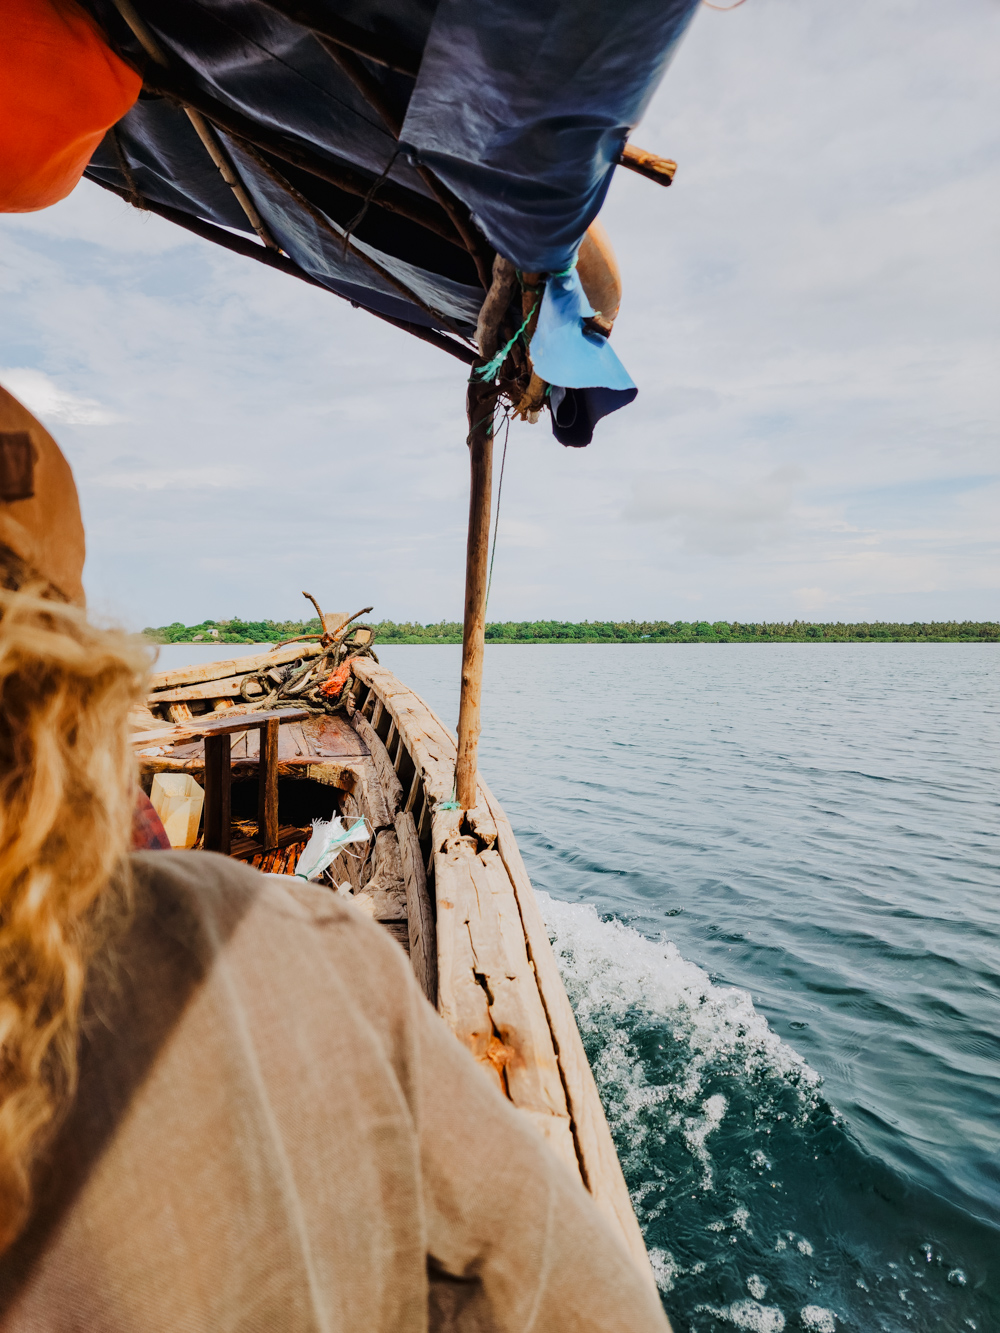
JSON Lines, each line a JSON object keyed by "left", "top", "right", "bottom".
{"left": 9, "top": 0, "right": 705, "bottom": 1303}
{"left": 132, "top": 621, "right": 653, "bottom": 1279}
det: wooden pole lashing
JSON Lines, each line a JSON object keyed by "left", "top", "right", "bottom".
{"left": 455, "top": 380, "right": 498, "bottom": 808}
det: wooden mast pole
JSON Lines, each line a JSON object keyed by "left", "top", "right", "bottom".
{"left": 455, "top": 379, "right": 498, "bottom": 808}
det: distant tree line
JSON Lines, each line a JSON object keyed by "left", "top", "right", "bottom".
{"left": 141, "top": 617, "right": 999, "bottom": 645}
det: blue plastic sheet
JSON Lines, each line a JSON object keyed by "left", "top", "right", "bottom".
{"left": 79, "top": 0, "right": 700, "bottom": 437}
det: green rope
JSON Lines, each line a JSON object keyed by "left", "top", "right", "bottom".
{"left": 473, "top": 301, "right": 537, "bottom": 382}
{"left": 438, "top": 779, "right": 460, "bottom": 812}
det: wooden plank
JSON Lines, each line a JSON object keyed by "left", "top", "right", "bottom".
{"left": 365, "top": 828, "right": 404, "bottom": 895}
{"left": 351, "top": 664, "right": 497, "bottom": 845}
{"left": 167, "top": 703, "right": 193, "bottom": 724}
{"left": 230, "top": 824, "right": 309, "bottom": 863}
{"left": 433, "top": 837, "right": 576, "bottom": 1171}
{"left": 203, "top": 733, "right": 231, "bottom": 854}
{"left": 149, "top": 642, "right": 323, "bottom": 692}
{"left": 465, "top": 851, "right": 576, "bottom": 1170}
{"left": 147, "top": 673, "right": 268, "bottom": 704}
{"left": 257, "top": 716, "right": 279, "bottom": 849}
{"left": 619, "top": 142, "right": 677, "bottom": 187}
{"left": 434, "top": 849, "right": 504, "bottom": 1095}
{"left": 395, "top": 809, "right": 436, "bottom": 1003}
{"left": 133, "top": 707, "right": 308, "bottom": 745}
{"left": 477, "top": 776, "right": 656, "bottom": 1286}
{"left": 351, "top": 712, "right": 403, "bottom": 816}
{"left": 349, "top": 756, "right": 392, "bottom": 832}
{"left": 380, "top": 921, "right": 410, "bottom": 954}
{"left": 350, "top": 662, "right": 652, "bottom": 1280}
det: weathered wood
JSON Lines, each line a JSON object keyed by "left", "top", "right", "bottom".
{"left": 395, "top": 810, "right": 436, "bottom": 1003}
{"left": 475, "top": 255, "right": 518, "bottom": 360}
{"left": 352, "top": 829, "right": 407, "bottom": 924}
{"left": 455, "top": 380, "right": 497, "bottom": 808}
{"left": 349, "top": 756, "right": 392, "bottom": 832}
{"left": 352, "top": 661, "right": 498, "bottom": 844}
{"left": 352, "top": 711, "right": 404, "bottom": 815}
{"left": 128, "top": 703, "right": 161, "bottom": 731}
{"left": 131, "top": 706, "right": 311, "bottom": 752}
{"left": 477, "top": 776, "right": 656, "bottom": 1286}
{"left": 380, "top": 921, "right": 411, "bottom": 953}
{"left": 434, "top": 849, "right": 504, "bottom": 1094}
{"left": 257, "top": 716, "right": 280, "bottom": 848}
{"left": 230, "top": 824, "right": 308, "bottom": 863}
{"left": 149, "top": 643, "right": 323, "bottom": 692}
{"left": 203, "top": 733, "right": 231, "bottom": 854}
{"left": 435, "top": 841, "right": 577, "bottom": 1168}
{"left": 148, "top": 673, "right": 267, "bottom": 704}
{"left": 465, "top": 804, "right": 498, "bottom": 849}
{"left": 619, "top": 143, "right": 677, "bottom": 187}
{"left": 167, "top": 703, "right": 194, "bottom": 724}
{"left": 339, "top": 663, "right": 656, "bottom": 1282}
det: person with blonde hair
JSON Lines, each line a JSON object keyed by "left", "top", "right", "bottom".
{"left": 0, "top": 386, "right": 670, "bottom": 1328}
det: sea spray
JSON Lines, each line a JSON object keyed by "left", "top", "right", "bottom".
{"left": 537, "top": 892, "right": 988, "bottom": 1332}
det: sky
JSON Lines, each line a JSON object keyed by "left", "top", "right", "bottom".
{"left": 1, "top": 0, "right": 997, "bottom": 630}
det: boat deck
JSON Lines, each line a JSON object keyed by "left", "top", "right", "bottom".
{"left": 133, "top": 659, "right": 653, "bottom": 1284}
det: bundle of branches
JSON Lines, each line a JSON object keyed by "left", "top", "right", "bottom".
{"left": 240, "top": 596, "right": 378, "bottom": 715}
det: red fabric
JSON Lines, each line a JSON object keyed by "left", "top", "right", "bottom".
{"left": 131, "top": 790, "right": 171, "bottom": 851}
{"left": 0, "top": 0, "right": 141, "bottom": 212}
{"left": 319, "top": 656, "right": 359, "bottom": 699}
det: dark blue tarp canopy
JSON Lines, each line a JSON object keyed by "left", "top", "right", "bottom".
{"left": 81, "top": 0, "right": 699, "bottom": 436}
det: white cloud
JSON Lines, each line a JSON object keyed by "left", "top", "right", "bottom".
{"left": 624, "top": 468, "right": 801, "bottom": 555}
{"left": 0, "top": 368, "right": 123, "bottom": 426}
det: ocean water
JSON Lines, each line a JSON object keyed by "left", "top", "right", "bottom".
{"left": 370, "top": 643, "right": 1000, "bottom": 1333}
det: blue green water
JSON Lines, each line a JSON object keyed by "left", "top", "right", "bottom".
{"left": 377, "top": 643, "right": 999, "bottom": 1333}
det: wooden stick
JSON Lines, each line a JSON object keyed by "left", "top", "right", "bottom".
{"left": 139, "top": 69, "right": 463, "bottom": 247}
{"left": 318, "top": 40, "right": 404, "bottom": 138}
{"left": 234, "top": 139, "right": 472, "bottom": 337}
{"left": 87, "top": 177, "right": 478, "bottom": 365}
{"left": 183, "top": 108, "right": 279, "bottom": 250}
{"left": 316, "top": 41, "right": 493, "bottom": 290}
{"left": 619, "top": 143, "right": 677, "bottom": 187}
{"left": 455, "top": 381, "right": 497, "bottom": 808}
{"left": 255, "top": 0, "right": 421, "bottom": 75}
{"left": 203, "top": 733, "right": 232, "bottom": 853}
{"left": 257, "top": 716, "right": 280, "bottom": 848}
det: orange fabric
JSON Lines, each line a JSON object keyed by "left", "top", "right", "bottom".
{"left": 320, "top": 655, "right": 359, "bottom": 698}
{"left": 0, "top": 0, "right": 141, "bottom": 213}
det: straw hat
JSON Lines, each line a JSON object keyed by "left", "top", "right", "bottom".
{"left": 0, "top": 385, "right": 85, "bottom": 606}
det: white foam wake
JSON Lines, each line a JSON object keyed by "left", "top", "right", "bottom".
{"left": 537, "top": 893, "right": 825, "bottom": 1299}
{"left": 538, "top": 891, "right": 821, "bottom": 1122}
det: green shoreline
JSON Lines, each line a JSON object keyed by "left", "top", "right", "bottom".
{"left": 143, "top": 618, "right": 999, "bottom": 646}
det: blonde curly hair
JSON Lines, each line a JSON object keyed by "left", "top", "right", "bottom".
{"left": 0, "top": 573, "right": 149, "bottom": 1250}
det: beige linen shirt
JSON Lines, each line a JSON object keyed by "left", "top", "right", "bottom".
{"left": 0, "top": 852, "right": 669, "bottom": 1332}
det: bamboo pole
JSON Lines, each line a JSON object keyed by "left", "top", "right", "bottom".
{"left": 455, "top": 380, "right": 498, "bottom": 808}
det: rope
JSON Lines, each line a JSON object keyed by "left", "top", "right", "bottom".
{"left": 702, "top": 0, "right": 747, "bottom": 8}
{"left": 485, "top": 407, "right": 511, "bottom": 615}
{"left": 437, "top": 780, "right": 461, "bottom": 811}
{"left": 342, "top": 147, "right": 400, "bottom": 253}
{"left": 473, "top": 301, "right": 537, "bottom": 382}
{"left": 109, "top": 127, "right": 147, "bottom": 211}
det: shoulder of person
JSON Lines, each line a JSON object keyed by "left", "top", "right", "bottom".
{"left": 127, "top": 849, "right": 408, "bottom": 969}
